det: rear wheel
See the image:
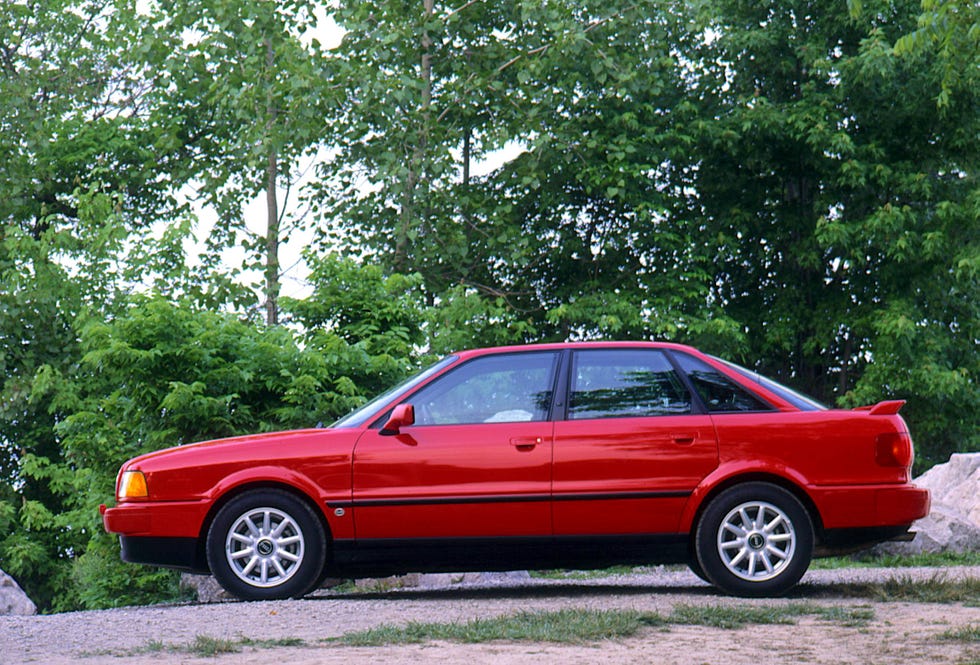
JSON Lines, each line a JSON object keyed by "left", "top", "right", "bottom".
{"left": 206, "top": 489, "right": 326, "bottom": 601}
{"left": 695, "top": 482, "right": 813, "bottom": 597}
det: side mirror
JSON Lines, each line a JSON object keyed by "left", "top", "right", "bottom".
{"left": 380, "top": 404, "right": 415, "bottom": 436}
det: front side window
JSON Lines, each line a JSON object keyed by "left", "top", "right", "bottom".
{"left": 409, "top": 352, "right": 559, "bottom": 425}
{"left": 568, "top": 349, "right": 692, "bottom": 419}
{"left": 673, "top": 353, "right": 774, "bottom": 413}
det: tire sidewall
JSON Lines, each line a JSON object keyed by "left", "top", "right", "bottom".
{"left": 206, "top": 489, "right": 326, "bottom": 601}
{"left": 695, "top": 482, "right": 813, "bottom": 597}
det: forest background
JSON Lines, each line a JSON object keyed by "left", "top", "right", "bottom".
{"left": 1, "top": 0, "right": 976, "bottom": 612}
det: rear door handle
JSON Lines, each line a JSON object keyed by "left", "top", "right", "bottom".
{"left": 510, "top": 436, "right": 542, "bottom": 451}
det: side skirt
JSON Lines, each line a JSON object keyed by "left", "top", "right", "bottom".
{"left": 327, "top": 534, "right": 689, "bottom": 579}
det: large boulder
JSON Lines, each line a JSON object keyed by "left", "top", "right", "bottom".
{"left": 0, "top": 569, "right": 37, "bottom": 615}
{"left": 875, "top": 453, "right": 980, "bottom": 556}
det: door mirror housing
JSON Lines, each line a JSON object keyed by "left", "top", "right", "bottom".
{"left": 380, "top": 404, "right": 415, "bottom": 436}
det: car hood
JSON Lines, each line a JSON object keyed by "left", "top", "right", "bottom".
{"left": 122, "top": 427, "right": 354, "bottom": 472}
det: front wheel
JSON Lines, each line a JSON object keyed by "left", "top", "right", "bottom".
{"left": 206, "top": 489, "right": 326, "bottom": 601}
{"left": 695, "top": 482, "right": 813, "bottom": 597}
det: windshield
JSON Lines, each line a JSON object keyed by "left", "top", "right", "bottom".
{"left": 331, "top": 355, "right": 458, "bottom": 428}
{"left": 713, "top": 357, "right": 829, "bottom": 411}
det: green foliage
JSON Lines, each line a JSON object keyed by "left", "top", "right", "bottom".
{"left": 2, "top": 294, "right": 406, "bottom": 611}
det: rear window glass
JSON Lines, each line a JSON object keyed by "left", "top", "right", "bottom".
{"left": 672, "top": 353, "right": 774, "bottom": 413}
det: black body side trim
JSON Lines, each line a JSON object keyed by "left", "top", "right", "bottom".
{"left": 327, "top": 534, "right": 689, "bottom": 578}
{"left": 119, "top": 536, "right": 208, "bottom": 573}
{"left": 329, "top": 490, "right": 691, "bottom": 509}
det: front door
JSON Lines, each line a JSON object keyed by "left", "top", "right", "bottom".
{"left": 351, "top": 350, "right": 561, "bottom": 540}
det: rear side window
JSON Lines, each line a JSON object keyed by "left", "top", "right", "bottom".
{"left": 673, "top": 353, "right": 774, "bottom": 413}
{"left": 569, "top": 349, "right": 692, "bottom": 419}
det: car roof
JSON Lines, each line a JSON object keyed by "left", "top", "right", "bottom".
{"left": 453, "top": 340, "right": 702, "bottom": 360}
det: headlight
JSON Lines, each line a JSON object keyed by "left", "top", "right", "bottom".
{"left": 117, "top": 470, "right": 148, "bottom": 499}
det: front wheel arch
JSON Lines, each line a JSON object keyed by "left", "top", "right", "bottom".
{"left": 203, "top": 486, "right": 329, "bottom": 600}
{"left": 197, "top": 481, "right": 332, "bottom": 570}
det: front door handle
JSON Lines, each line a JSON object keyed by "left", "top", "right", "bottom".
{"left": 510, "top": 436, "right": 542, "bottom": 451}
{"left": 671, "top": 433, "right": 696, "bottom": 445}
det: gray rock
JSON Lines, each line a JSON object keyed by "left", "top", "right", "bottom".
{"left": 874, "top": 453, "right": 980, "bottom": 556}
{"left": 0, "top": 569, "right": 37, "bottom": 615}
{"left": 180, "top": 573, "right": 234, "bottom": 603}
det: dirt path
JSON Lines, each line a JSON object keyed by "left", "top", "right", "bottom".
{"left": 3, "top": 566, "right": 978, "bottom": 664}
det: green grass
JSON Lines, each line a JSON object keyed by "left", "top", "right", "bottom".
{"left": 938, "top": 625, "right": 980, "bottom": 643}
{"left": 187, "top": 635, "right": 241, "bottom": 657}
{"left": 819, "top": 573, "right": 980, "bottom": 604}
{"left": 812, "top": 551, "right": 980, "bottom": 570}
{"left": 332, "top": 603, "right": 876, "bottom": 646}
{"left": 333, "top": 608, "right": 668, "bottom": 646}
{"left": 125, "top": 634, "right": 307, "bottom": 658}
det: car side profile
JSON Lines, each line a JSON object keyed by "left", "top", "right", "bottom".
{"left": 101, "top": 342, "right": 930, "bottom": 599}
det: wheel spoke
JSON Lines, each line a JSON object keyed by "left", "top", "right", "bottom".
{"left": 230, "top": 532, "right": 252, "bottom": 545}
{"left": 244, "top": 516, "right": 260, "bottom": 537}
{"left": 271, "top": 558, "right": 287, "bottom": 577}
{"left": 766, "top": 544, "right": 788, "bottom": 561}
{"left": 763, "top": 514, "right": 783, "bottom": 532}
{"left": 230, "top": 548, "right": 253, "bottom": 560}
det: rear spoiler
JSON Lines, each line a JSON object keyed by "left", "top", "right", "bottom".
{"left": 853, "top": 400, "right": 906, "bottom": 415}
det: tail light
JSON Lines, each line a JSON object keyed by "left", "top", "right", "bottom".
{"left": 875, "top": 431, "right": 913, "bottom": 468}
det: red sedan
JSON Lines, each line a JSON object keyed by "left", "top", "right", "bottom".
{"left": 101, "top": 342, "right": 929, "bottom": 599}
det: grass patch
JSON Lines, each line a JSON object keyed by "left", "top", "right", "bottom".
{"left": 670, "top": 602, "right": 875, "bottom": 629}
{"left": 125, "top": 634, "right": 307, "bottom": 658}
{"left": 822, "top": 573, "right": 980, "bottom": 604}
{"left": 187, "top": 635, "right": 240, "bottom": 657}
{"left": 333, "top": 603, "right": 876, "bottom": 646}
{"left": 812, "top": 551, "right": 980, "bottom": 570}
{"left": 938, "top": 625, "right": 980, "bottom": 643}
{"left": 334, "top": 608, "right": 668, "bottom": 646}
{"left": 669, "top": 603, "right": 796, "bottom": 629}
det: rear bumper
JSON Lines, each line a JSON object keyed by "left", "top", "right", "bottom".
{"left": 811, "top": 484, "right": 930, "bottom": 530}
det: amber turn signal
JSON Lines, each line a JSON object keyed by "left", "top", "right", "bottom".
{"left": 117, "top": 470, "right": 148, "bottom": 499}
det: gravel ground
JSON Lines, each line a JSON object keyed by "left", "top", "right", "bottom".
{"left": 2, "top": 565, "right": 978, "bottom": 665}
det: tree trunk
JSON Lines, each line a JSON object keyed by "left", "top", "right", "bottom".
{"left": 393, "top": 0, "right": 434, "bottom": 273}
{"left": 264, "top": 38, "right": 280, "bottom": 326}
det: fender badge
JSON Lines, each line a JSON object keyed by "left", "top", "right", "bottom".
{"left": 334, "top": 507, "right": 346, "bottom": 517}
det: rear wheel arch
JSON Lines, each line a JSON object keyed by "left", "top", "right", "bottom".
{"left": 687, "top": 473, "right": 824, "bottom": 544}
{"left": 694, "top": 480, "right": 816, "bottom": 596}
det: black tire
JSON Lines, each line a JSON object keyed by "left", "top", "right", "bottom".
{"left": 687, "top": 556, "right": 711, "bottom": 584}
{"left": 206, "top": 489, "right": 326, "bottom": 601}
{"left": 695, "top": 482, "right": 813, "bottom": 597}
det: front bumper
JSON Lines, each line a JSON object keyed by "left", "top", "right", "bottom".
{"left": 101, "top": 500, "right": 211, "bottom": 572}
{"left": 101, "top": 499, "right": 210, "bottom": 538}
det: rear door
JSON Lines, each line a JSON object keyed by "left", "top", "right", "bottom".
{"left": 552, "top": 348, "right": 719, "bottom": 535}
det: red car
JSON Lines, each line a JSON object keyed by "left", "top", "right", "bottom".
{"left": 101, "top": 342, "right": 929, "bottom": 599}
